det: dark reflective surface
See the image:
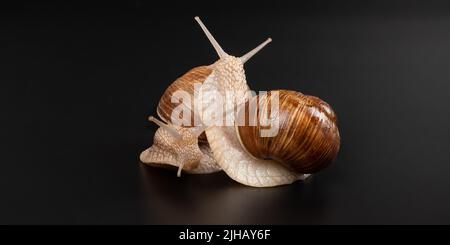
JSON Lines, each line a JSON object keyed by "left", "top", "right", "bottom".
{"left": 139, "top": 164, "right": 330, "bottom": 224}
{"left": 2, "top": 1, "right": 450, "bottom": 224}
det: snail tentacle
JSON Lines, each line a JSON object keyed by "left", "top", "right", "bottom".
{"left": 148, "top": 116, "right": 182, "bottom": 141}
{"left": 195, "top": 16, "right": 228, "bottom": 59}
{"left": 240, "top": 38, "right": 272, "bottom": 63}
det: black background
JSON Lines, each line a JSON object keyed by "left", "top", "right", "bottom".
{"left": 1, "top": 0, "right": 450, "bottom": 224}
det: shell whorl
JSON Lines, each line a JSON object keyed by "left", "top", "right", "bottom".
{"left": 157, "top": 66, "right": 213, "bottom": 125}
{"left": 236, "top": 90, "right": 340, "bottom": 173}
{"left": 157, "top": 66, "right": 212, "bottom": 141}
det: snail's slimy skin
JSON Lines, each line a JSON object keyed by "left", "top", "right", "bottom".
{"left": 190, "top": 143, "right": 222, "bottom": 174}
{"left": 140, "top": 126, "right": 221, "bottom": 175}
{"left": 206, "top": 126, "right": 309, "bottom": 187}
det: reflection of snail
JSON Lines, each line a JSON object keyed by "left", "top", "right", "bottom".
{"left": 140, "top": 17, "right": 340, "bottom": 187}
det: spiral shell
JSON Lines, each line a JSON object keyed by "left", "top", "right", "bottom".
{"left": 157, "top": 66, "right": 213, "bottom": 141}
{"left": 236, "top": 90, "right": 340, "bottom": 173}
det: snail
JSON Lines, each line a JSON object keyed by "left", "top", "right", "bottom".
{"left": 140, "top": 17, "right": 341, "bottom": 187}
{"left": 204, "top": 90, "right": 340, "bottom": 187}
{"left": 140, "top": 116, "right": 221, "bottom": 176}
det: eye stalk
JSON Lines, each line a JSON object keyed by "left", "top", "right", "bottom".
{"left": 195, "top": 16, "right": 271, "bottom": 63}
{"left": 148, "top": 116, "right": 182, "bottom": 141}
{"left": 195, "top": 16, "right": 228, "bottom": 59}
{"left": 240, "top": 38, "right": 272, "bottom": 64}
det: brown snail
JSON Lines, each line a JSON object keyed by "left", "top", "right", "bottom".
{"left": 205, "top": 90, "right": 340, "bottom": 187}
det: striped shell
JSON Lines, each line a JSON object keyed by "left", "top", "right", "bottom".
{"left": 236, "top": 90, "right": 340, "bottom": 173}
{"left": 157, "top": 66, "right": 213, "bottom": 141}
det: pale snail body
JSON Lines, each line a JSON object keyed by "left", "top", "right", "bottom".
{"left": 140, "top": 17, "right": 340, "bottom": 187}
{"left": 139, "top": 127, "right": 219, "bottom": 174}
{"left": 140, "top": 116, "right": 221, "bottom": 176}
